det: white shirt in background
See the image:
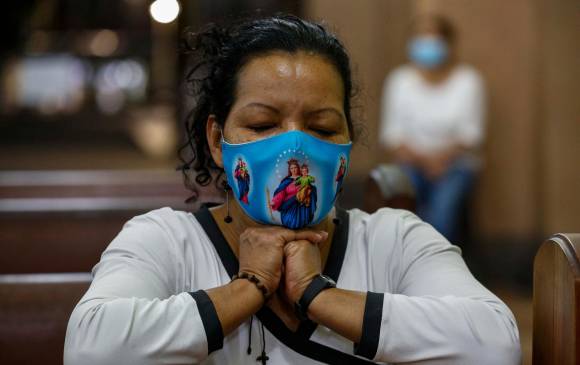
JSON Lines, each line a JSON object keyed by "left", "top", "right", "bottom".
{"left": 380, "top": 64, "right": 485, "bottom": 156}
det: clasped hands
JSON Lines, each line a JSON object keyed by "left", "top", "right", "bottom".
{"left": 237, "top": 226, "right": 328, "bottom": 305}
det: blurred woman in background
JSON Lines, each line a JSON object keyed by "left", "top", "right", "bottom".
{"left": 380, "top": 14, "right": 485, "bottom": 244}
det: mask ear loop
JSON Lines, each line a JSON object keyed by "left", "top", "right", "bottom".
{"left": 218, "top": 126, "right": 227, "bottom": 144}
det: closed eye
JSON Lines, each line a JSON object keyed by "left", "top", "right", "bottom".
{"left": 248, "top": 123, "right": 277, "bottom": 133}
{"left": 310, "top": 126, "right": 338, "bottom": 137}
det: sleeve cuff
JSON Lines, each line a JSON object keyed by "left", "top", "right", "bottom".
{"left": 189, "top": 290, "right": 224, "bottom": 354}
{"left": 354, "top": 291, "right": 384, "bottom": 359}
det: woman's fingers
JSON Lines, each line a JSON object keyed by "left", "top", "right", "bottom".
{"left": 294, "top": 230, "right": 328, "bottom": 244}
{"left": 242, "top": 226, "right": 328, "bottom": 245}
{"left": 275, "top": 228, "right": 327, "bottom": 244}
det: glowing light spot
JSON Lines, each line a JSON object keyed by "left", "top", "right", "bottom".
{"left": 89, "top": 29, "right": 119, "bottom": 57}
{"left": 149, "top": 0, "right": 180, "bottom": 24}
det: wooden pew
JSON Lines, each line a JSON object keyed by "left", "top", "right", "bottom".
{"left": 0, "top": 170, "right": 223, "bottom": 362}
{"left": 0, "top": 273, "right": 92, "bottom": 365}
{"left": 1, "top": 211, "right": 148, "bottom": 273}
{"left": 0, "top": 170, "right": 195, "bottom": 274}
{"left": 533, "top": 233, "right": 580, "bottom": 365}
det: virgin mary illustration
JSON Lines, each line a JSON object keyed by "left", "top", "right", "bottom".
{"left": 234, "top": 157, "right": 250, "bottom": 204}
{"left": 270, "top": 158, "right": 317, "bottom": 229}
{"left": 334, "top": 155, "right": 347, "bottom": 200}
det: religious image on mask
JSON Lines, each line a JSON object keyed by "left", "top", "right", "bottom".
{"left": 223, "top": 132, "right": 351, "bottom": 229}
{"left": 270, "top": 157, "right": 318, "bottom": 229}
{"left": 234, "top": 158, "right": 250, "bottom": 204}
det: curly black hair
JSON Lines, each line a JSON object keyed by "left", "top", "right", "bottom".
{"left": 179, "top": 14, "right": 357, "bottom": 202}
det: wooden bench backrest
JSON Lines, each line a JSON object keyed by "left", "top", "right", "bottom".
{"left": 533, "top": 233, "right": 580, "bottom": 365}
{"left": 0, "top": 273, "right": 92, "bottom": 365}
{"left": 0, "top": 170, "right": 197, "bottom": 274}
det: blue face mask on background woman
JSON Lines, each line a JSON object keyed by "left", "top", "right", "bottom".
{"left": 408, "top": 36, "right": 448, "bottom": 69}
{"left": 222, "top": 131, "right": 352, "bottom": 229}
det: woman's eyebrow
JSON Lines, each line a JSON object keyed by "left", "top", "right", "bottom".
{"left": 242, "top": 102, "right": 280, "bottom": 114}
{"left": 307, "top": 108, "right": 345, "bottom": 120}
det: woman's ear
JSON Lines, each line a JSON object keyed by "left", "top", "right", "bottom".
{"left": 206, "top": 115, "right": 224, "bottom": 168}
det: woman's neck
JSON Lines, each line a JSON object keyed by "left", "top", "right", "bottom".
{"left": 416, "top": 61, "right": 456, "bottom": 85}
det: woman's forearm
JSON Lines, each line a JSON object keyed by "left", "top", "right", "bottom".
{"left": 206, "top": 279, "right": 265, "bottom": 336}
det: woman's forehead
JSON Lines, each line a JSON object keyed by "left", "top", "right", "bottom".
{"left": 234, "top": 51, "right": 344, "bottom": 105}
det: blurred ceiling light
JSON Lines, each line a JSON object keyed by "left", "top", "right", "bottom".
{"left": 96, "top": 60, "right": 146, "bottom": 92}
{"left": 94, "top": 59, "right": 147, "bottom": 114}
{"left": 149, "top": 0, "right": 180, "bottom": 24}
{"left": 89, "top": 29, "right": 119, "bottom": 57}
{"left": 113, "top": 60, "right": 146, "bottom": 90}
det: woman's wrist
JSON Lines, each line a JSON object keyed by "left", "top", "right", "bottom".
{"left": 288, "top": 272, "right": 319, "bottom": 303}
{"left": 205, "top": 278, "right": 267, "bottom": 337}
{"left": 237, "top": 266, "right": 280, "bottom": 296}
{"left": 305, "top": 287, "right": 336, "bottom": 322}
{"left": 232, "top": 271, "right": 272, "bottom": 300}
{"left": 228, "top": 276, "right": 267, "bottom": 306}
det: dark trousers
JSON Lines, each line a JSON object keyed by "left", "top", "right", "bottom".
{"left": 402, "top": 160, "right": 476, "bottom": 244}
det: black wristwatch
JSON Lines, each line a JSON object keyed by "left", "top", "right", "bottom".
{"left": 294, "top": 274, "right": 336, "bottom": 321}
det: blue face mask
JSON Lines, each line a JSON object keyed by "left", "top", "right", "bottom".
{"left": 222, "top": 131, "right": 352, "bottom": 229}
{"left": 408, "top": 36, "right": 448, "bottom": 69}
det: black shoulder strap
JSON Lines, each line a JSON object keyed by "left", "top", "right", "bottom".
{"left": 194, "top": 206, "right": 239, "bottom": 276}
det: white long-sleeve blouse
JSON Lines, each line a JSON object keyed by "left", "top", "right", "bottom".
{"left": 64, "top": 206, "right": 521, "bottom": 365}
